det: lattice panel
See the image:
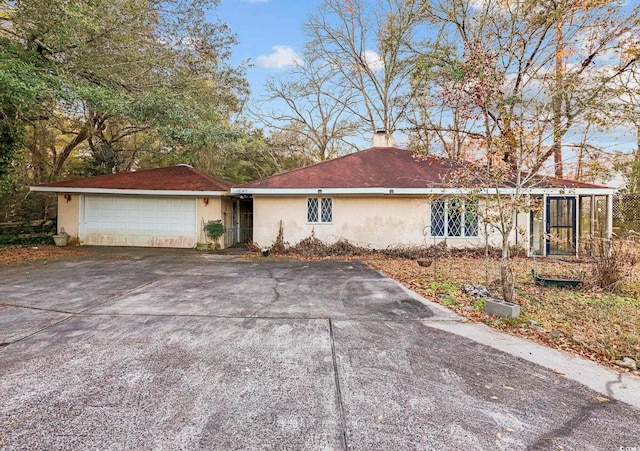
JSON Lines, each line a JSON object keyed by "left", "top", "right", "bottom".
{"left": 307, "top": 198, "right": 319, "bottom": 223}
{"left": 431, "top": 200, "right": 446, "bottom": 236}
{"left": 321, "top": 198, "right": 332, "bottom": 222}
{"left": 465, "top": 201, "right": 479, "bottom": 237}
{"left": 448, "top": 201, "right": 462, "bottom": 237}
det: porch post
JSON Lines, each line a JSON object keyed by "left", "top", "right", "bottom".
{"left": 525, "top": 209, "right": 531, "bottom": 257}
{"left": 606, "top": 194, "right": 614, "bottom": 239}
{"left": 542, "top": 194, "right": 547, "bottom": 257}
{"left": 235, "top": 199, "right": 240, "bottom": 243}
{"left": 574, "top": 195, "right": 580, "bottom": 257}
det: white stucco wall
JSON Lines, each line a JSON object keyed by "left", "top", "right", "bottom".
{"left": 196, "top": 196, "right": 229, "bottom": 247}
{"left": 57, "top": 194, "right": 80, "bottom": 244}
{"left": 252, "top": 195, "right": 528, "bottom": 250}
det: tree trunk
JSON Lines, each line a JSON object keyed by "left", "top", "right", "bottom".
{"left": 500, "top": 234, "right": 515, "bottom": 303}
{"left": 50, "top": 125, "right": 90, "bottom": 181}
{"left": 552, "top": 23, "right": 564, "bottom": 179}
{"left": 631, "top": 125, "right": 640, "bottom": 195}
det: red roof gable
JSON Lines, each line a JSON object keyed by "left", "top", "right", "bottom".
{"left": 35, "top": 165, "right": 233, "bottom": 192}
{"left": 238, "top": 147, "right": 611, "bottom": 190}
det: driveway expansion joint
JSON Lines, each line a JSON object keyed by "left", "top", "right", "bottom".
{"left": 0, "top": 302, "right": 76, "bottom": 315}
{"left": 329, "top": 319, "right": 349, "bottom": 450}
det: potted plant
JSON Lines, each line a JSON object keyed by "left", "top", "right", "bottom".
{"left": 204, "top": 220, "right": 225, "bottom": 249}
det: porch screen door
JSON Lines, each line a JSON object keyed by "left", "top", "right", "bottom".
{"left": 546, "top": 197, "right": 576, "bottom": 255}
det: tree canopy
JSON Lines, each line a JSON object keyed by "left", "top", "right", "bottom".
{"left": 0, "top": 0, "right": 248, "bottom": 183}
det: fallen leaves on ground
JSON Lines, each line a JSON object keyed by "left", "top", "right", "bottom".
{"left": 367, "top": 256, "right": 640, "bottom": 373}
{"left": 0, "top": 245, "right": 88, "bottom": 265}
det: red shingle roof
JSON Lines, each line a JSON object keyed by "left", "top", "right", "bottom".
{"left": 238, "top": 147, "right": 611, "bottom": 190}
{"left": 35, "top": 165, "right": 233, "bottom": 192}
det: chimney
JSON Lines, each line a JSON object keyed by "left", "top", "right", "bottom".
{"left": 371, "top": 129, "right": 394, "bottom": 148}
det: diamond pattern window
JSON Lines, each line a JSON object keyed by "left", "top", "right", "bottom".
{"left": 464, "top": 200, "right": 479, "bottom": 237}
{"left": 431, "top": 199, "right": 479, "bottom": 238}
{"left": 431, "top": 200, "right": 446, "bottom": 236}
{"left": 307, "top": 198, "right": 332, "bottom": 223}
{"left": 448, "top": 200, "right": 463, "bottom": 237}
{"left": 321, "top": 198, "right": 332, "bottom": 222}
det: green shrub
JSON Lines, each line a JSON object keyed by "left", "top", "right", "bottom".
{"left": 0, "top": 219, "right": 56, "bottom": 247}
{"left": 204, "top": 220, "right": 225, "bottom": 241}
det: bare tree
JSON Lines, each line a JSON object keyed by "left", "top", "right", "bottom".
{"left": 412, "top": 0, "right": 639, "bottom": 177}
{"left": 256, "top": 55, "right": 360, "bottom": 161}
{"left": 304, "top": 0, "right": 428, "bottom": 134}
{"left": 593, "top": 69, "right": 640, "bottom": 193}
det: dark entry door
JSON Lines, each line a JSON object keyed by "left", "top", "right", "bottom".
{"left": 546, "top": 197, "right": 576, "bottom": 255}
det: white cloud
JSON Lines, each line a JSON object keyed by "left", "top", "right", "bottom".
{"left": 257, "top": 46, "right": 302, "bottom": 69}
{"left": 363, "top": 50, "right": 384, "bottom": 72}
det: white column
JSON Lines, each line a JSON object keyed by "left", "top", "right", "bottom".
{"left": 542, "top": 194, "right": 547, "bottom": 257}
{"left": 575, "top": 195, "right": 580, "bottom": 257}
{"left": 606, "top": 194, "right": 614, "bottom": 239}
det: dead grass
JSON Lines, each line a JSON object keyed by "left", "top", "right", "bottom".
{"left": 368, "top": 254, "right": 640, "bottom": 372}
{"left": 0, "top": 245, "right": 89, "bottom": 265}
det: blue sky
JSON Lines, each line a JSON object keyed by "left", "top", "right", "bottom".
{"left": 214, "top": 0, "right": 321, "bottom": 97}
{"left": 211, "top": 0, "right": 637, "bottom": 185}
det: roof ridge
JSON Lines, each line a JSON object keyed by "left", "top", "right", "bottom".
{"left": 237, "top": 146, "right": 407, "bottom": 187}
{"left": 33, "top": 165, "right": 166, "bottom": 187}
{"left": 182, "top": 165, "right": 233, "bottom": 189}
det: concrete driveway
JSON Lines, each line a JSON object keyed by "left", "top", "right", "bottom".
{"left": 1, "top": 249, "right": 639, "bottom": 450}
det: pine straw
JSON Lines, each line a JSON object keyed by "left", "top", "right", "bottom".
{"left": 0, "top": 245, "right": 89, "bottom": 265}
{"left": 368, "top": 256, "right": 640, "bottom": 372}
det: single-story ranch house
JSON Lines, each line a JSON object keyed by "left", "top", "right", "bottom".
{"left": 30, "top": 165, "right": 249, "bottom": 248}
{"left": 32, "top": 133, "right": 615, "bottom": 256}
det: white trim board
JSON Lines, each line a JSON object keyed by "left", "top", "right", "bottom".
{"left": 231, "top": 187, "right": 616, "bottom": 196}
{"left": 30, "top": 187, "right": 229, "bottom": 196}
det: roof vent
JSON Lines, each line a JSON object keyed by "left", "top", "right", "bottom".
{"left": 372, "top": 130, "right": 394, "bottom": 148}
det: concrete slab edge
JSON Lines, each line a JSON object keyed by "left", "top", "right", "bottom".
{"left": 385, "top": 275, "right": 640, "bottom": 409}
{"left": 393, "top": 278, "right": 463, "bottom": 322}
{"left": 425, "top": 320, "right": 640, "bottom": 409}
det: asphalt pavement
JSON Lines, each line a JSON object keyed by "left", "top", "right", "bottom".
{"left": 1, "top": 248, "right": 639, "bottom": 450}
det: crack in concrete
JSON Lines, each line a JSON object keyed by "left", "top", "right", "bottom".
{"left": 328, "top": 319, "right": 349, "bottom": 450}
{"left": 247, "top": 271, "right": 284, "bottom": 318}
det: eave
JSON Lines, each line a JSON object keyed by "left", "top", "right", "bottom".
{"left": 29, "top": 186, "right": 230, "bottom": 197}
{"left": 231, "top": 187, "right": 617, "bottom": 196}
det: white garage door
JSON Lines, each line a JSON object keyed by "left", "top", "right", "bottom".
{"left": 81, "top": 195, "right": 197, "bottom": 248}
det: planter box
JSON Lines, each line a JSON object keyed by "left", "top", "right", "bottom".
{"left": 53, "top": 234, "right": 70, "bottom": 247}
{"left": 532, "top": 270, "right": 583, "bottom": 288}
{"left": 485, "top": 298, "right": 520, "bottom": 318}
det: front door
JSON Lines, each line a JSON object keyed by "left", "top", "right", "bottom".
{"left": 546, "top": 196, "right": 576, "bottom": 255}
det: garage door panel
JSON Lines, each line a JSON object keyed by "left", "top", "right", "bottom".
{"left": 82, "top": 196, "right": 196, "bottom": 248}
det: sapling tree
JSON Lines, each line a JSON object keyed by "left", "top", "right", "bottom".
{"left": 412, "top": 0, "right": 638, "bottom": 302}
